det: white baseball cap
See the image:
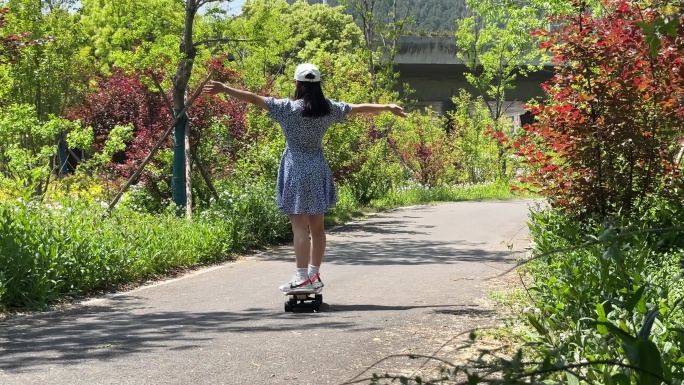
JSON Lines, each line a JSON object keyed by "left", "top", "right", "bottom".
{"left": 294, "top": 63, "right": 321, "bottom": 82}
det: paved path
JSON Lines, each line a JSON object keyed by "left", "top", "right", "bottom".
{"left": 0, "top": 200, "right": 532, "bottom": 385}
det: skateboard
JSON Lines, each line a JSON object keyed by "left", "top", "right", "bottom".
{"left": 284, "top": 289, "right": 323, "bottom": 312}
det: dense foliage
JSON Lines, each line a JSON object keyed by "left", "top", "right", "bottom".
{"left": 504, "top": 0, "right": 684, "bottom": 220}
{"left": 485, "top": 1, "right": 684, "bottom": 384}
{"left": 521, "top": 203, "right": 684, "bottom": 385}
{"left": 362, "top": 0, "right": 684, "bottom": 383}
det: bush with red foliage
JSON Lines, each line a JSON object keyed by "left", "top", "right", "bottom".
{"left": 66, "top": 69, "right": 172, "bottom": 195}
{"left": 504, "top": 0, "right": 684, "bottom": 219}
{"left": 66, "top": 57, "right": 250, "bottom": 199}
{"left": 390, "top": 127, "right": 452, "bottom": 188}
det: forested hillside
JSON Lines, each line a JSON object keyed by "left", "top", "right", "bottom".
{"left": 288, "top": 0, "right": 469, "bottom": 32}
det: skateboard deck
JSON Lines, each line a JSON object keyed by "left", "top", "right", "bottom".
{"left": 283, "top": 287, "right": 322, "bottom": 296}
{"left": 284, "top": 288, "right": 323, "bottom": 312}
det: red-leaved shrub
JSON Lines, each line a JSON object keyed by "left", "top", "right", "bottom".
{"left": 505, "top": 0, "right": 684, "bottom": 219}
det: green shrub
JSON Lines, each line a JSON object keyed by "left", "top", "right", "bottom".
{"left": 521, "top": 206, "right": 684, "bottom": 384}
{"left": 448, "top": 90, "right": 506, "bottom": 184}
{"left": 200, "top": 179, "right": 291, "bottom": 250}
{"left": 0, "top": 104, "right": 82, "bottom": 198}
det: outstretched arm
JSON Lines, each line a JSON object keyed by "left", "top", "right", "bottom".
{"left": 348, "top": 103, "right": 407, "bottom": 118}
{"left": 202, "top": 81, "right": 268, "bottom": 110}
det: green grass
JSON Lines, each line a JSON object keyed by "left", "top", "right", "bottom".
{"left": 0, "top": 201, "right": 238, "bottom": 311}
{"left": 369, "top": 181, "right": 534, "bottom": 209}
{"left": 325, "top": 181, "right": 532, "bottom": 225}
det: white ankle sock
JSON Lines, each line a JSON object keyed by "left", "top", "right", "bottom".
{"left": 296, "top": 268, "right": 309, "bottom": 281}
{"left": 308, "top": 264, "right": 320, "bottom": 277}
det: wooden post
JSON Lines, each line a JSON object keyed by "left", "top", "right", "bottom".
{"left": 184, "top": 117, "right": 193, "bottom": 220}
{"left": 172, "top": 109, "right": 188, "bottom": 213}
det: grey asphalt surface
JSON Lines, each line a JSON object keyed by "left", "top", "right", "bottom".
{"left": 0, "top": 200, "right": 533, "bottom": 385}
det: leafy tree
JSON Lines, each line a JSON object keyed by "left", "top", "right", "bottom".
{"left": 454, "top": 0, "right": 547, "bottom": 179}
{"left": 0, "top": 7, "right": 34, "bottom": 65}
{"left": 79, "top": 0, "right": 246, "bottom": 211}
{"left": 339, "top": 0, "right": 410, "bottom": 100}
{"left": 79, "top": 0, "right": 185, "bottom": 72}
{"left": 0, "top": 2, "right": 91, "bottom": 181}
{"left": 217, "top": 0, "right": 362, "bottom": 90}
{"left": 1, "top": 0, "right": 88, "bottom": 118}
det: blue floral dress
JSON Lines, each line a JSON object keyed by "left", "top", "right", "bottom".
{"left": 265, "top": 97, "right": 352, "bottom": 215}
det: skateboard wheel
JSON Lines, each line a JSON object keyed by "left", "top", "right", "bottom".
{"left": 288, "top": 297, "right": 297, "bottom": 305}
{"left": 315, "top": 294, "right": 323, "bottom": 304}
{"left": 284, "top": 302, "right": 293, "bottom": 312}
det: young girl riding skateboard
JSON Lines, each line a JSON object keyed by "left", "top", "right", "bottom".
{"left": 203, "top": 63, "right": 407, "bottom": 293}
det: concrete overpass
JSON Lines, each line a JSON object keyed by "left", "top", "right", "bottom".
{"left": 394, "top": 36, "right": 555, "bottom": 118}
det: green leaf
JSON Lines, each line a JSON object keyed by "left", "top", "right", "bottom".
{"left": 596, "top": 303, "right": 609, "bottom": 335}
{"left": 566, "top": 372, "right": 580, "bottom": 385}
{"left": 527, "top": 312, "right": 547, "bottom": 335}
{"left": 612, "top": 373, "right": 630, "bottom": 385}
{"left": 663, "top": 17, "right": 680, "bottom": 37}
{"left": 647, "top": 35, "right": 660, "bottom": 59}
{"left": 626, "top": 286, "right": 645, "bottom": 313}
{"left": 597, "top": 320, "right": 636, "bottom": 345}
{"left": 635, "top": 339, "right": 665, "bottom": 385}
{"left": 638, "top": 308, "right": 659, "bottom": 339}
{"left": 638, "top": 294, "right": 648, "bottom": 314}
{"left": 603, "top": 368, "right": 613, "bottom": 385}
{"left": 635, "top": 21, "right": 655, "bottom": 34}
{"left": 622, "top": 341, "right": 640, "bottom": 368}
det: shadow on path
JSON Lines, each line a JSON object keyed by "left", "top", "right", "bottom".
{"left": 330, "top": 220, "right": 436, "bottom": 237}
{"left": 261, "top": 238, "right": 516, "bottom": 265}
{"left": 323, "top": 304, "right": 496, "bottom": 317}
{"left": 0, "top": 295, "right": 365, "bottom": 372}
{"left": 0, "top": 297, "right": 488, "bottom": 372}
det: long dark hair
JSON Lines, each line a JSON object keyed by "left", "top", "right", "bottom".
{"left": 294, "top": 74, "right": 330, "bottom": 118}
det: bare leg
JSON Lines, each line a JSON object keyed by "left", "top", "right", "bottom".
{"left": 308, "top": 214, "right": 326, "bottom": 267}
{"left": 289, "top": 214, "right": 310, "bottom": 269}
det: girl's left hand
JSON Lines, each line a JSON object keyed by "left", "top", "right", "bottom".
{"left": 388, "top": 104, "right": 408, "bottom": 118}
{"left": 202, "top": 81, "right": 227, "bottom": 96}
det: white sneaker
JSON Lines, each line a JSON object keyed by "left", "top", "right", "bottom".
{"left": 279, "top": 275, "right": 315, "bottom": 292}
{"left": 310, "top": 273, "right": 324, "bottom": 291}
